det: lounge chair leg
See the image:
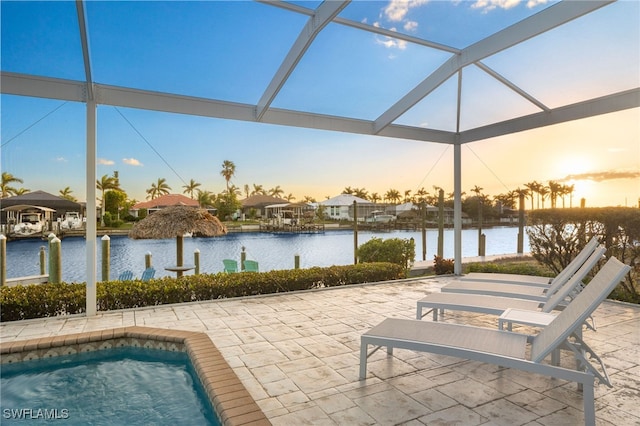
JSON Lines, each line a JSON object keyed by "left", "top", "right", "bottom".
{"left": 387, "top": 346, "right": 393, "bottom": 355}
{"left": 582, "top": 377, "right": 595, "bottom": 426}
{"left": 359, "top": 341, "right": 368, "bottom": 380}
{"left": 416, "top": 307, "right": 422, "bottom": 320}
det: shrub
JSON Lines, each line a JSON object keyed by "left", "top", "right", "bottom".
{"left": 0, "top": 262, "right": 403, "bottom": 322}
{"left": 527, "top": 207, "right": 640, "bottom": 303}
{"left": 357, "top": 237, "right": 415, "bottom": 273}
{"left": 433, "top": 255, "right": 454, "bottom": 275}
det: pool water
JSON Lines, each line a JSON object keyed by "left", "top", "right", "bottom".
{"left": 0, "top": 347, "right": 220, "bottom": 425}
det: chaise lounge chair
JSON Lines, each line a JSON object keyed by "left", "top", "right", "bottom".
{"left": 243, "top": 260, "right": 259, "bottom": 272}
{"left": 417, "top": 246, "right": 607, "bottom": 321}
{"left": 360, "top": 257, "right": 629, "bottom": 426}
{"left": 439, "top": 244, "right": 605, "bottom": 301}
{"left": 141, "top": 267, "right": 155, "bottom": 282}
{"left": 460, "top": 236, "right": 600, "bottom": 286}
{"left": 223, "top": 259, "right": 238, "bottom": 273}
{"left": 118, "top": 270, "right": 134, "bottom": 281}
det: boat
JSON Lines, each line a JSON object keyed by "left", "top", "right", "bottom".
{"left": 60, "top": 211, "right": 84, "bottom": 230}
{"left": 365, "top": 210, "right": 396, "bottom": 224}
{"left": 3, "top": 205, "right": 55, "bottom": 237}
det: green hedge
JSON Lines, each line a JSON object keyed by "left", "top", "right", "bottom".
{"left": 466, "top": 261, "right": 554, "bottom": 277}
{"left": 1, "top": 262, "right": 404, "bottom": 322}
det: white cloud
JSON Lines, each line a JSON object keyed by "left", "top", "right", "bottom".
{"left": 98, "top": 158, "right": 114, "bottom": 165}
{"left": 404, "top": 20, "right": 418, "bottom": 32}
{"left": 374, "top": 1, "right": 424, "bottom": 51}
{"left": 384, "top": 0, "right": 429, "bottom": 22}
{"left": 123, "top": 158, "right": 143, "bottom": 166}
{"left": 54, "top": 157, "right": 67, "bottom": 162}
{"left": 471, "top": 0, "right": 521, "bottom": 12}
{"left": 526, "top": 0, "right": 548, "bottom": 8}
{"left": 375, "top": 36, "right": 408, "bottom": 50}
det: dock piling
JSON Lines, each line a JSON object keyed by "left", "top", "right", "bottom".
{"left": 39, "top": 246, "right": 46, "bottom": 275}
{"left": 0, "top": 234, "right": 6, "bottom": 286}
{"left": 48, "top": 237, "right": 61, "bottom": 284}
{"left": 101, "top": 235, "right": 110, "bottom": 282}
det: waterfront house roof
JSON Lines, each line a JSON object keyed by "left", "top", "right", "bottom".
{"left": 241, "top": 194, "right": 287, "bottom": 208}
{"left": 132, "top": 194, "right": 199, "bottom": 210}
{"left": 320, "top": 194, "right": 372, "bottom": 206}
{"left": 0, "top": 190, "right": 81, "bottom": 212}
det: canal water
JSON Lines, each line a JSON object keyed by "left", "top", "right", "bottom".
{"left": 5, "top": 227, "right": 530, "bottom": 283}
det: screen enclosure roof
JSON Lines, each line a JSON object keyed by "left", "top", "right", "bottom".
{"left": 1, "top": 0, "right": 639, "bottom": 146}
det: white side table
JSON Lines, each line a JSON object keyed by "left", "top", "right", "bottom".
{"left": 498, "top": 308, "right": 557, "bottom": 331}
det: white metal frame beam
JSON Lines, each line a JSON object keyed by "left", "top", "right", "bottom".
{"left": 475, "top": 61, "right": 550, "bottom": 112}
{"left": 255, "top": 1, "right": 350, "bottom": 121}
{"left": 76, "top": 0, "right": 97, "bottom": 316}
{"left": 2, "top": 72, "right": 637, "bottom": 146}
{"left": 459, "top": 88, "right": 640, "bottom": 143}
{"left": 372, "top": 0, "right": 614, "bottom": 134}
{"left": 257, "top": 0, "right": 460, "bottom": 54}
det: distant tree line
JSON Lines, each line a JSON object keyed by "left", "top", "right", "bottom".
{"left": 0, "top": 167, "right": 613, "bottom": 225}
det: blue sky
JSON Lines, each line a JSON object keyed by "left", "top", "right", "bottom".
{"left": 1, "top": 0, "right": 639, "bottom": 207}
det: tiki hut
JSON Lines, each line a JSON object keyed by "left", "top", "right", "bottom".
{"left": 129, "top": 206, "right": 227, "bottom": 276}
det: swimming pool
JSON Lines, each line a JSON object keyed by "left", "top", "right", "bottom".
{"left": 0, "top": 327, "right": 269, "bottom": 426}
{"left": 1, "top": 347, "right": 219, "bottom": 425}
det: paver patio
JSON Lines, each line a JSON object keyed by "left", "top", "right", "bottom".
{"left": 1, "top": 276, "right": 639, "bottom": 425}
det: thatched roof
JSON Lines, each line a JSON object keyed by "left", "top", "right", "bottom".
{"left": 129, "top": 206, "right": 226, "bottom": 239}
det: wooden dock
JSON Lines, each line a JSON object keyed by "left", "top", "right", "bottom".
{"left": 259, "top": 223, "right": 325, "bottom": 233}
{"left": 4, "top": 274, "right": 49, "bottom": 287}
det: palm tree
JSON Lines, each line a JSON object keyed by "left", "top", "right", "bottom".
{"left": 342, "top": 186, "right": 355, "bottom": 195}
{"left": 251, "top": 184, "right": 266, "bottom": 195}
{"left": 370, "top": 193, "right": 381, "bottom": 204}
{"left": 182, "top": 179, "right": 201, "bottom": 199}
{"left": 303, "top": 195, "right": 316, "bottom": 203}
{"left": 470, "top": 185, "right": 484, "bottom": 198}
{"left": 269, "top": 186, "right": 284, "bottom": 198}
{"left": 384, "top": 189, "right": 401, "bottom": 204}
{"left": 513, "top": 188, "right": 529, "bottom": 209}
{"left": 220, "top": 160, "right": 236, "bottom": 192}
{"left": 564, "top": 184, "right": 575, "bottom": 208}
{"left": 538, "top": 186, "right": 549, "bottom": 209}
{"left": 285, "top": 193, "right": 296, "bottom": 201}
{"left": 548, "top": 180, "right": 562, "bottom": 208}
{"left": 413, "top": 187, "right": 429, "bottom": 204}
{"left": 196, "top": 189, "right": 215, "bottom": 207}
{"left": 1, "top": 172, "right": 24, "bottom": 198}
{"left": 403, "top": 189, "right": 412, "bottom": 204}
{"left": 243, "top": 184, "right": 250, "bottom": 199}
{"left": 227, "top": 184, "right": 242, "bottom": 197}
{"left": 146, "top": 178, "right": 171, "bottom": 200}
{"left": 13, "top": 188, "right": 30, "bottom": 195}
{"left": 59, "top": 186, "right": 77, "bottom": 202}
{"left": 97, "top": 174, "right": 119, "bottom": 226}
{"left": 353, "top": 188, "right": 368, "bottom": 200}
{"left": 524, "top": 181, "right": 541, "bottom": 210}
